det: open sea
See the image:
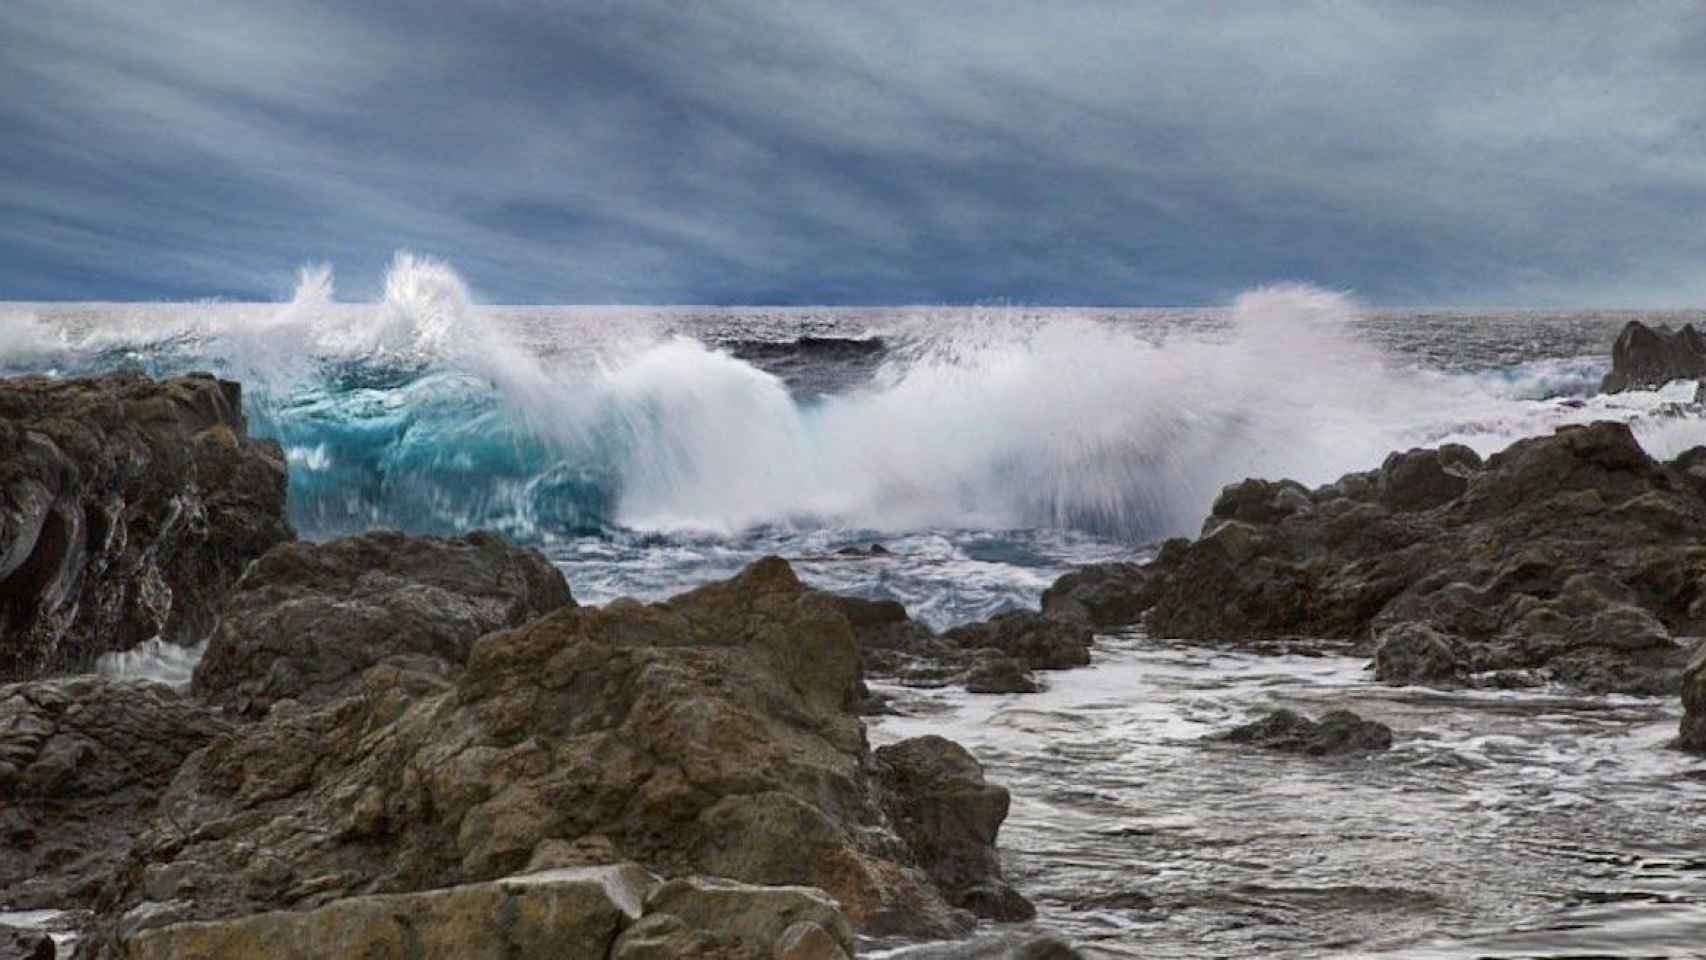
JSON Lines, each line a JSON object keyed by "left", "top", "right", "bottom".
{"left": 4, "top": 255, "right": 1706, "bottom": 957}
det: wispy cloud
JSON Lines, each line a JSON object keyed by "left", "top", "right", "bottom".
{"left": 3, "top": 0, "right": 1705, "bottom": 304}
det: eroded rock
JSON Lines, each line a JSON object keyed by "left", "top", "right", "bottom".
{"left": 190, "top": 529, "right": 574, "bottom": 717}
{"left": 1214, "top": 708, "right": 1393, "bottom": 756}
{"left": 0, "top": 372, "right": 293, "bottom": 680}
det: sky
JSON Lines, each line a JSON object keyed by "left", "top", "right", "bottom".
{"left": 3, "top": 1, "right": 1706, "bottom": 306}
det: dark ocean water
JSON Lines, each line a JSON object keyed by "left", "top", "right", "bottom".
{"left": 3, "top": 262, "right": 1706, "bottom": 957}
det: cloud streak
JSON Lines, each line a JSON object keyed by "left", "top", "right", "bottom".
{"left": 3, "top": 0, "right": 1705, "bottom": 304}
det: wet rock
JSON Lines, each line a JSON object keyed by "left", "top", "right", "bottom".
{"left": 1678, "top": 645, "right": 1706, "bottom": 753}
{"left": 1215, "top": 708, "right": 1393, "bottom": 756}
{"left": 0, "top": 926, "right": 54, "bottom": 960}
{"left": 0, "top": 676, "right": 231, "bottom": 911}
{"left": 875, "top": 735, "right": 1034, "bottom": 920}
{"left": 1373, "top": 622, "right": 1467, "bottom": 687}
{"left": 1601, "top": 319, "right": 1706, "bottom": 393}
{"left": 881, "top": 931, "right": 1086, "bottom": 959}
{"left": 87, "top": 558, "right": 992, "bottom": 945}
{"left": 1130, "top": 422, "right": 1704, "bottom": 694}
{"left": 0, "top": 371, "right": 293, "bottom": 680}
{"left": 944, "top": 610, "right": 1091, "bottom": 671}
{"left": 120, "top": 864, "right": 651, "bottom": 960}
{"left": 1039, "top": 561, "right": 1152, "bottom": 628}
{"left": 190, "top": 530, "right": 574, "bottom": 717}
{"left": 964, "top": 655, "right": 1040, "bottom": 694}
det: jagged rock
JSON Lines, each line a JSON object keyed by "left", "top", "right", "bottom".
{"left": 1373, "top": 622, "right": 1467, "bottom": 687}
{"left": 1215, "top": 708, "right": 1393, "bottom": 756}
{"left": 189, "top": 530, "right": 574, "bottom": 717}
{"left": 86, "top": 558, "right": 1009, "bottom": 949}
{"left": 638, "top": 876, "right": 854, "bottom": 959}
{"left": 1127, "top": 422, "right": 1704, "bottom": 694}
{"left": 0, "top": 371, "right": 293, "bottom": 680}
{"left": 1039, "top": 561, "right": 1152, "bottom": 627}
{"left": 0, "top": 926, "right": 54, "bottom": 960}
{"left": 874, "top": 736, "right": 1034, "bottom": 921}
{"left": 1601, "top": 320, "right": 1706, "bottom": 393}
{"left": 0, "top": 676, "right": 231, "bottom": 911}
{"left": 944, "top": 611, "right": 1091, "bottom": 671}
{"left": 119, "top": 864, "right": 651, "bottom": 960}
{"left": 1679, "top": 645, "right": 1706, "bottom": 753}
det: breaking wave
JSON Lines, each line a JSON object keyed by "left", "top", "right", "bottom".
{"left": 2, "top": 254, "right": 1689, "bottom": 543}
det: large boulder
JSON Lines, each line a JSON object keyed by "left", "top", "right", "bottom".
{"left": 1601, "top": 320, "right": 1706, "bottom": 393}
{"left": 189, "top": 530, "right": 574, "bottom": 717}
{"left": 0, "top": 676, "right": 232, "bottom": 911}
{"left": 1039, "top": 561, "right": 1152, "bottom": 627}
{"left": 0, "top": 372, "right": 293, "bottom": 680}
{"left": 874, "top": 736, "right": 1034, "bottom": 920}
{"left": 85, "top": 558, "right": 1022, "bottom": 950}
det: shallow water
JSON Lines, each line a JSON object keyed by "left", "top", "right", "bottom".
{"left": 869, "top": 635, "right": 1706, "bottom": 959}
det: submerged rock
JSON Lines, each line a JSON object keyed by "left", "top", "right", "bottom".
{"left": 944, "top": 610, "right": 1092, "bottom": 670}
{"left": 190, "top": 529, "right": 574, "bottom": 717}
{"left": 0, "top": 676, "right": 231, "bottom": 911}
{"left": 1215, "top": 708, "right": 1393, "bottom": 756}
{"left": 1601, "top": 319, "right": 1706, "bottom": 393}
{"left": 0, "top": 371, "right": 293, "bottom": 680}
{"left": 84, "top": 557, "right": 1023, "bottom": 949}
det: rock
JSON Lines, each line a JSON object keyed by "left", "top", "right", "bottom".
{"left": 943, "top": 611, "right": 1091, "bottom": 671}
{"left": 86, "top": 558, "right": 994, "bottom": 946}
{"left": 1039, "top": 562, "right": 1152, "bottom": 628}
{"left": 189, "top": 530, "right": 574, "bottom": 717}
{"left": 1373, "top": 622, "right": 1466, "bottom": 687}
{"left": 119, "top": 864, "right": 651, "bottom": 960}
{"left": 1601, "top": 320, "right": 1706, "bottom": 393}
{"left": 1214, "top": 708, "right": 1393, "bottom": 756}
{"left": 642, "top": 876, "right": 854, "bottom": 957}
{"left": 0, "top": 676, "right": 231, "bottom": 911}
{"left": 0, "top": 371, "right": 293, "bottom": 680}
{"left": 874, "top": 736, "right": 1034, "bottom": 920}
{"left": 1678, "top": 645, "right": 1706, "bottom": 753}
{"left": 881, "top": 932, "right": 1087, "bottom": 959}
{"left": 1130, "top": 422, "right": 1704, "bottom": 694}
{"left": 964, "top": 655, "right": 1040, "bottom": 694}
{"left": 0, "top": 926, "right": 54, "bottom": 960}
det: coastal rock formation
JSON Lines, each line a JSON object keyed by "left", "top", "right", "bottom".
{"left": 842, "top": 596, "right": 1091, "bottom": 695}
{"left": 0, "top": 372, "right": 293, "bottom": 680}
{"left": 1680, "top": 646, "right": 1706, "bottom": 753}
{"left": 0, "top": 926, "right": 54, "bottom": 960}
{"left": 189, "top": 530, "right": 574, "bottom": 717}
{"left": 1601, "top": 320, "right": 1706, "bottom": 393}
{"left": 1050, "top": 422, "right": 1706, "bottom": 695}
{"left": 1213, "top": 708, "right": 1393, "bottom": 756}
{"left": 88, "top": 557, "right": 1024, "bottom": 948}
{"left": 874, "top": 736, "right": 1036, "bottom": 920}
{"left": 0, "top": 676, "right": 232, "bottom": 911}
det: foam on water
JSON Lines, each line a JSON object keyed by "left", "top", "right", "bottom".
{"left": 6, "top": 255, "right": 1699, "bottom": 546}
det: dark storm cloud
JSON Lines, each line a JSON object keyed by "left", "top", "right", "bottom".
{"left": 3, "top": 0, "right": 1705, "bottom": 304}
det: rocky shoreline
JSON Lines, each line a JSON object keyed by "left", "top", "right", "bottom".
{"left": 5, "top": 348, "right": 1706, "bottom": 958}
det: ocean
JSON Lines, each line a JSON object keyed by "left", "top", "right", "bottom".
{"left": 4, "top": 254, "right": 1706, "bottom": 957}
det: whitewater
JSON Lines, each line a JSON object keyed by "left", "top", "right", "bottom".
{"left": 5, "top": 252, "right": 1706, "bottom": 958}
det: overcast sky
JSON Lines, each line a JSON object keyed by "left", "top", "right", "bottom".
{"left": 3, "top": 1, "right": 1705, "bottom": 305}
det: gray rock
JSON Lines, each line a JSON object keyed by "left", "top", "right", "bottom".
{"left": 944, "top": 611, "right": 1091, "bottom": 671}
{"left": 0, "top": 925, "right": 54, "bottom": 960}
